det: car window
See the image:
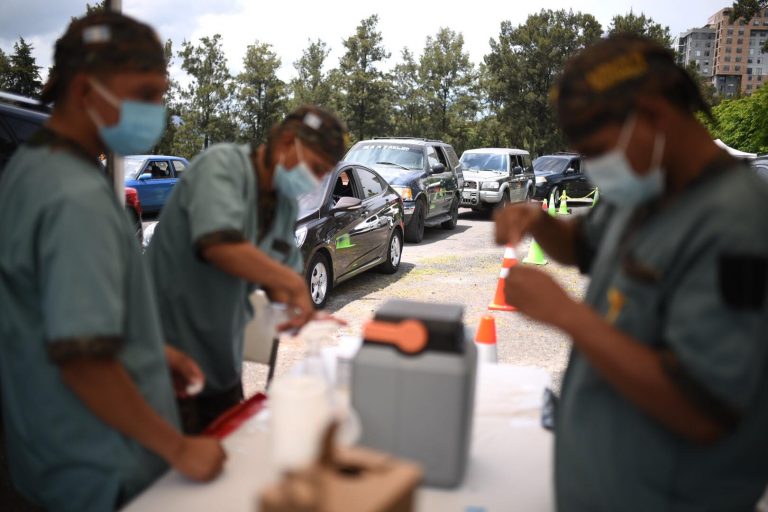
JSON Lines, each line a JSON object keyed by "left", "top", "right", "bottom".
{"left": 298, "top": 173, "right": 333, "bottom": 217}
{"left": 571, "top": 158, "right": 581, "bottom": 173}
{"left": 345, "top": 143, "right": 424, "bottom": 171}
{"left": 123, "top": 157, "right": 145, "bottom": 180}
{"left": 3, "top": 114, "right": 41, "bottom": 142}
{"left": 433, "top": 146, "right": 450, "bottom": 168}
{"left": 523, "top": 155, "right": 533, "bottom": 171}
{"left": 511, "top": 155, "right": 524, "bottom": 174}
{"left": 355, "top": 168, "right": 385, "bottom": 198}
{"left": 144, "top": 160, "right": 172, "bottom": 179}
{"left": 533, "top": 156, "right": 568, "bottom": 175}
{"left": 461, "top": 152, "right": 507, "bottom": 173}
{"left": 172, "top": 159, "right": 187, "bottom": 176}
{"left": 445, "top": 146, "right": 461, "bottom": 168}
{"left": 426, "top": 146, "right": 441, "bottom": 169}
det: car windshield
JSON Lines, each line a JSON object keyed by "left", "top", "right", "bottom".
{"left": 346, "top": 144, "right": 423, "bottom": 171}
{"left": 297, "top": 173, "right": 332, "bottom": 218}
{"left": 461, "top": 153, "right": 506, "bottom": 173}
{"left": 123, "top": 157, "right": 145, "bottom": 180}
{"left": 533, "top": 156, "right": 568, "bottom": 175}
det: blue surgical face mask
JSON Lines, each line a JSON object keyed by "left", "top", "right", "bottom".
{"left": 87, "top": 79, "right": 166, "bottom": 156}
{"left": 274, "top": 140, "right": 322, "bottom": 198}
{"left": 583, "top": 114, "right": 665, "bottom": 207}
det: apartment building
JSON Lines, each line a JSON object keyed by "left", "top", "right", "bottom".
{"left": 677, "top": 27, "right": 716, "bottom": 76}
{"left": 708, "top": 7, "right": 768, "bottom": 96}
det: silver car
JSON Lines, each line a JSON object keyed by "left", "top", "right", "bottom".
{"left": 459, "top": 148, "right": 535, "bottom": 210}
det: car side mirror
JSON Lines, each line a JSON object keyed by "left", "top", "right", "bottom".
{"left": 513, "top": 166, "right": 523, "bottom": 175}
{"left": 332, "top": 196, "right": 363, "bottom": 212}
{"left": 139, "top": 173, "right": 152, "bottom": 181}
{"left": 565, "top": 167, "right": 575, "bottom": 174}
{"left": 430, "top": 163, "right": 446, "bottom": 174}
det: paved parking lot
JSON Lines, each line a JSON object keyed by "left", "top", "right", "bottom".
{"left": 243, "top": 205, "right": 591, "bottom": 395}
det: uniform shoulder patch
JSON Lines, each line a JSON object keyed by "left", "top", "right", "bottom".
{"left": 718, "top": 254, "right": 768, "bottom": 310}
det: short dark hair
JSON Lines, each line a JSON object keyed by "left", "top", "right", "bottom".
{"left": 41, "top": 12, "right": 166, "bottom": 104}
{"left": 553, "top": 35, "right": 711, "bottom": 143}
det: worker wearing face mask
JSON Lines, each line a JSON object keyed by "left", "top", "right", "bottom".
{"left": 0, "top": 13, "right": 226, "bottom": 511}
{"left": 147, "top": 106, "right": 348, "bottom": 433}
{"left": 494, "top": 35, "right": 768, "bottom": 511}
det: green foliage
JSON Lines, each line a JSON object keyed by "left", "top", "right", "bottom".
{"left": 336, "top": 15, "right": 392, "bottom": 141}
{"left": 418, "top": 28, "right": 479, "bottom": 153}
{"left": 608, "top": 10, "right": 674, "bottom": 49}
{"left": 6, "top": 38, "right": 42, "bottom": 97}
{"left": 177, "top": 35, "right": 236, "bottom": 151}
{"left": 290, "top": 39, "right": 335, "bottom": 110}
{"left": 390, "top": 48, "right": 428, "bottom": 137}
{"left": 704, "top": 84, "right": 768, "bottom": 153}
{"left": 684, "top": 60, "right": 720, "bottom": 110}
{"left": 485, "top": 9, "right": 602, "bottom": 156}
{"left": 0, "top": 49, "right": 11, "bottom": 90}
{"left": 237, "top": 41, "right": 286, "bottom": 145}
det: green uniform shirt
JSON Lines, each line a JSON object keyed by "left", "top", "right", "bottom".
{"left": 147, "top": 143, "right": 301, "bottom": 395}
{"left": 0, "top": 143, "right": 179, "bottom": 511}
{"left": 556, "top": 160, "right": 768, "bottom": 511}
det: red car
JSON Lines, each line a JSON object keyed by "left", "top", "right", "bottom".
{"left": 125, "top": 186, "right": 143, "bottom": 244}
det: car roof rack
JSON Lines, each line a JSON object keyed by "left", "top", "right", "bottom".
{"left": 0, "top": 90, "right": 51, "bottom": 114}
{"left": 553, "top": 151, "right": 580, "bottom": 156}
{"left": 370, "top": 136, "right": 444, "bottom": 143}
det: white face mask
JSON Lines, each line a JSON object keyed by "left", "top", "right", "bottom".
{"left": 583, "top": 114, "right": 665, "bottom": 207}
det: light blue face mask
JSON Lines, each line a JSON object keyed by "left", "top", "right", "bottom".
{"left": 87, "top": 80, "right": 166, "bottom": 156}
{"left": 583, "top": 114, "right": 665, "bottom": 207}
{"left": 274, "top": 140, "right": 322, "bottom": 198}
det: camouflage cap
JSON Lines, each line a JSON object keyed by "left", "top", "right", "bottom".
{"left": 41, "top": 11, "right": 166, "bottom": 103}
{"left": 281, "top": 105, "right": 349, "bottom": 164}
{"left": 553, "top": 34, "right": 709, "bottom": 143}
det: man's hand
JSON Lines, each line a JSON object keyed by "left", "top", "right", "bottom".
{"left": 168, "top": 436, "right": 227, "bottom": 482}
{"left": 277, "top": 275, "right": 316, "bottom": 332}
{"left": 504, "top": 266, "right": 578, "bottom": 328}
{"left": 493, "top": 203, "right": 544, "bottom": 246}
{"left": 164, "top": 345, "right": 205, "bottom": 398}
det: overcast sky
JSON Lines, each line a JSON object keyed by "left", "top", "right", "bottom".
{"left": 0, "top": 0, "right": 731, "bottom": 84}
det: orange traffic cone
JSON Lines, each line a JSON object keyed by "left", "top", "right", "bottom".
{"left": 489, "top": 247, "right": 517, "bottom": 312}
{"left": 475, "top": 315, "right": 498, "bottom": 363}
{"left": 542, "top": 198, "right": 548, "bottom": 211}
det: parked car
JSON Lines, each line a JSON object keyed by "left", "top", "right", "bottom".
{"left": 296, "top": 162, "right": 404, "bottom": 308}
{"left": 0, "top": 91, "right": 143, "bottom": 242}
{"left": 459, "top": 148, "right": 535, "bottom": 211}
{"left": 533, "top": 152, "right": 594, "bottom": 206}
{"left": 344, "top": 137, "right": 463, "bottom": 243}
{"left": 123, "top": 155, "right": 188, "bottom": 215}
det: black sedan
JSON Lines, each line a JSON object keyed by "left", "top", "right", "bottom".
{"left": 295, "top": 163, "right": 405, "bottom": 308}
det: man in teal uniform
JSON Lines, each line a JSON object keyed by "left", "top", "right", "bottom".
{"left": 495, "top": 35, "right": 768, "bottom": 510}
{"left": 147, "top": 106, "right": 348, "bottom": 432}
{"left": 0, "top": 13, "right": 225, "bottom": 511}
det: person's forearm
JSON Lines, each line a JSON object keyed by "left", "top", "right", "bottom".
{"left": 203, "top": 242, "right": 301, "bottom": 293}
{"left": 529, "top": 212, "right": 580, "bottom": 265}
{"left": 59, "top": 357, "right": 184, "bottom": 462}
{"left": 557, "top": 303, "right": 725, "bottom": 444}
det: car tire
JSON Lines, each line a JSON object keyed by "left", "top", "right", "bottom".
{"left": 377, "top": 229, "right": 403, "bottom": 274}
{"left": 441, "top": 195, "right": 459, "bottom": 230}
{"left": 404, "top": 199, "right": 426, "bottom": 243}
{"left": 499, "top": 190, "right": 511, "bottom": 209}
{"left": 306, "top": 252, "right": 332, "bottom": 309}
{"left": 551, "top": 186, "right": 561, "bottom": 207}
{"left": 524, "top": 186, "right": 533, "bottom": 202}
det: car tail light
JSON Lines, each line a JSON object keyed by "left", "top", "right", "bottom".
{"left": 125, "top": 187, "right": 142, "bottom": 215}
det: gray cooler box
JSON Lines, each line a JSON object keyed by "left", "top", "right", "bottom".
{"left": 351, "top": 300, "right": 477, "bottom": 488}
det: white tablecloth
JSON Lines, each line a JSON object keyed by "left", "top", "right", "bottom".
{"left": 124, "top": 364, "right": 554, "bottom": 512}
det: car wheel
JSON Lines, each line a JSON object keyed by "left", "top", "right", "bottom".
{"left": 306, "top": 252, "right": 331, "bottom": 309}
{"left": 404, "top": 199, "right": 426, "bottom": 243}
{"left": 524, "top": 187, "right": 533, "bottom": 202}
{"left": 441, "top": 195, "right": 459, "bottom": 230}
{"left": 551, "top": 186, "right": 561, "bottom": 207}
{"left": 499, "top": 190, "right": 511, "bottom": 209}
{"left": 378, "top": 229, "right": 402, "bottom": 274}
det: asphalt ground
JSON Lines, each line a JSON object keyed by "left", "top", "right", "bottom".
{"left": 242, "top": 203, "right": 592, "bottom": 396}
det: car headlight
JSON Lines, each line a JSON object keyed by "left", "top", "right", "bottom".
{"left": 535, "top": 176, "right": 547, "bottom": 185}
{"left": 294, "top": 226, "right": 308, "bottom": 248}
{"left": 481, "top": 181, "right": 500, "bottom": 190}
{"left": 391, "top": 186, "right": 413, "bottom": 200}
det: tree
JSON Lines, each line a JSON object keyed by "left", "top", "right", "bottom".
{"left": 419, "top": 28, "right": 479, "bottom": 151}
{"left": 7, "top": 37, "right": 42, "bottom": 97}
{"left": 237, "top": 41, "right": 286, "bottom": 145}
{"left": 290, "top": 39, "right": 335, "bottom": 109}
{"left": 608, "top": 10, "right": 674, "bottom": 49}
{"left": 154, "top": 39, "right": 181, "bottom": 157}
{"left": 0, "top": 49, "right": 11, "bottom": 90}
{"left": 484, "top": 10, "right": 603, "bottom": 155}
{"left": 336, "top": 15, "right": 392, "bottom": 140}
{"left": 390, "top": 48, "right": 428, "bottom": 137}
{"left": 684, "top": 60, "right": 720, "bottom": 109}
{"left": 177, "top": 34, "right": 236, "bottom": 151}
{"left": 703, "top": 83, "right": 768, "bottom": 153}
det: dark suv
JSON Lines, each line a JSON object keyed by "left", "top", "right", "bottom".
{"left": 533, "top": 152, "right": 594, "bottom": 205}
{"left": 0, "top": 90, "right": 143, "bottom": 242}
{"left": 344, "top": 137, "right": 464, "bottom": 243}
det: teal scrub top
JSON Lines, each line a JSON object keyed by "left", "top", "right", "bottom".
{"left": 556, "top": 160, "right": 768, "bottom": 511}
{"left": 147, "top": 143, "right": 302, "bottom": 395}
{"left": 0, "top": 142, "right": 179, "bottom": 511}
